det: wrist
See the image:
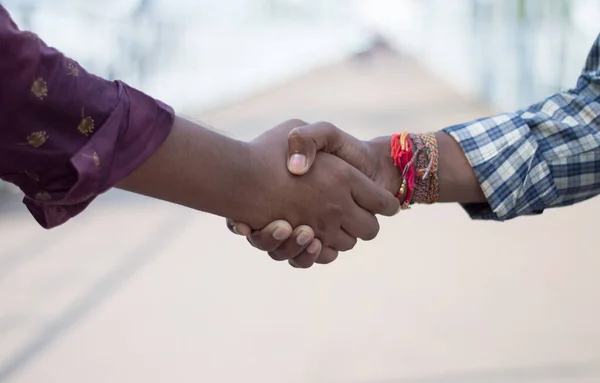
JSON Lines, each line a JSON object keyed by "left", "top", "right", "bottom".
{"left": 367, "top": 136, "right": 403, "bottom": 196}
{"left": 234, "top": 140, "right": 291, "bottom": 229}
{"left": 436, "top": 131, "right": 486, "bottom": 203}
{"left": 230, "top": 141, "right": 271, "bottom": 224}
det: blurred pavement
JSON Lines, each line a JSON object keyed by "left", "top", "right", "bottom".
{"left": 2, "top": 50, "right": 600, "bottom": 383}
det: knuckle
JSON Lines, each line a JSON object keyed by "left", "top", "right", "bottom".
{"left": 249, "top": 235, "right": 278, "bottom": 252}
{"left": 316, "top": 255, "right": 334, "bottom": 265}
{"left": 288, "top": 127, "right": 306, "bottom": 144}
{"left": 377, "top": 197, "right": 388, "bottom": 214}
{"left": 285, "top": 119, "right": 308, "bottom": 127}
{"left": 375, "top": 191, "right": 392, "bottom": 214}
{"left": 349, "top": 237, "right": 358, "bottom": 249}
{"left": 315, "top": 121, "right": 336, "bottom": 134}
{"left": 290, "top": 259, "right": 313, "bottom": 269}
{"left": 362, "top": 219, "right": 380, "bottom": 241}
{"left": 343, "top": 237, "right": 358, "bottom": 251}
{"left": 315, "top": 121, "right": 342, "bottom": 148}
{"left": 268, "top": 250, "right": 289, "bottom": 262}
{"left": 335, "top": 237, "right": 357, "bottom": 252}
{"left": 316, "top": 250, "right": 338, "bottom": 264}
{"left": 288, "top": 127, "right": 314, "bottom": 159}
{"left": 247, "top": 236, "right": 264, "bottom": 251}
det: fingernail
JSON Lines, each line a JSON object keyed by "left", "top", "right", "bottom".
{"left": 307, "top": 241, "right": 320, "bottom": 254}
{"left": 288, "top": 154, "right": 307, "bottom": 173}
{"left": 235, "top": 224, "right": 251, "bottom": 236}
{"left": 272, "top": 227, "right": 289, "bottom": 241}
{"left": 296, "top": 231, "right": 312, "bottom": 246}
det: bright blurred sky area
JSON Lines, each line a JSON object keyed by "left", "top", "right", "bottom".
{"left": 3, "top": 0, "right": 600, "bottom": 112}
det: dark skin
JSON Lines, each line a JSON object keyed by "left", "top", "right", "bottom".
{"left": 117, "top": 118, "right": 400, "bottom": 264}
{"left": 227, "top": 122, "right": 486, "bottom": 268}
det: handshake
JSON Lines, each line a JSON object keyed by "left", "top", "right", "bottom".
{"left": 224, "top": 119, "right": 415, "bottom": 269}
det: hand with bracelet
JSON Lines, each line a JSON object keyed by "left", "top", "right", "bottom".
{"left": 226, "top": 123, "right": 486, "bottom": 268}
{"left": 227, "top": 28, "right": 600, "bottom": 268}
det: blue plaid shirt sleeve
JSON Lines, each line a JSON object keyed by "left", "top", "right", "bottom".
{"left": 443, "top": 33, "right": 600, "bottom": 221}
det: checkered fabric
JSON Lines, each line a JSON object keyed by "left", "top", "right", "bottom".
{"left": 444, "top": 33, "right": 600, "bottom": 221}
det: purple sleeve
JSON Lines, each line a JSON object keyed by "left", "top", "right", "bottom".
{"left": 0, "top": 6, "right": 175, "bottom": 229}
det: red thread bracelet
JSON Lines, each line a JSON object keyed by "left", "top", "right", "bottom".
{"left": 390, "top": 132, "right": 417, "bottom": 207}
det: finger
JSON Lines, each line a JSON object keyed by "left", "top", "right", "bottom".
{"left": 341, "top": 207, "right": 380, "bottom": 241}
{"left": 289, "top": 238, "right": 323, "bottom": 269}
{"left": 350, "top": 168, "right": 400, "bottom": 216}
{"left": 226, "top": 218, "right": 252, "bottom": 236}
{"left": 247, "top": 220, "right": 293, "bottom": 252}
{"left": 268, "top": 225, "right": 315, "bottom": 261}
{"left": 315, "top": 245, "right": 339, "bottom": 265}
{"left": 287, "top": 121, "right": 354, "bottom": 175}
{"left": 330, "top": 229, "right": 358, "bottom": 252}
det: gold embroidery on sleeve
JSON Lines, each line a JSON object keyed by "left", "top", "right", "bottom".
{"left": 26, "top": 131, "right": 49, "bottom": 148}
{"left": 35, "top": 191, "right": 51, "bottom": 201}
{"left": 81, "top": 152, "right": 100, "bottom": 166}
{"left": 31, "top": 78, "right": 48, "bottom": 100}
{"left": 77, "top": 108, "right": 95, "bottom": 135}
{"left": 66, "top": 61, "right": 79, "bottom": 77}
{"left": 24, "top": 170, "right": 40, "bottom": 182}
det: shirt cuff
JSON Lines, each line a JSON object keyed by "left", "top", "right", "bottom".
{"left": 442, "top": 113, "right": 557, "bottom": 221}
{"left": 25, "top": 82, "right": 175, "bottom": 229}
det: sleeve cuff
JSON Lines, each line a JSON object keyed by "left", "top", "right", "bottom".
{"left": 25, "top": 81, "right": 175, "bottom": 229}
{"left": 442, "top": 113, "right": 557, "bottom": 221}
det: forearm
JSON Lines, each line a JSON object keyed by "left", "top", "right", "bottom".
{"left": 117, "top": 116, "right": 255, "bottom": 220}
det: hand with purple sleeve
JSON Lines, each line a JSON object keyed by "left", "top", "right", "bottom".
{"left": 0, "top": 5, "right": 399, "bottom": 254}
{"left": 0, "top": 5, "right": 174, "bottom": 228}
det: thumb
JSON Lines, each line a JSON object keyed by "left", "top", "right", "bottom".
{"left": 287, "top": 122, "right": 347, "bottom": 175}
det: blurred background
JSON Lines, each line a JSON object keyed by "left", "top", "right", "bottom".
{"left": 2, "top": 1, "right": 600, "bottom": 382}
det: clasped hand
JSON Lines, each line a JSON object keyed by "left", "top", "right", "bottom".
{"left": 227, "top": 119, "right": 402, "bottom": 268}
